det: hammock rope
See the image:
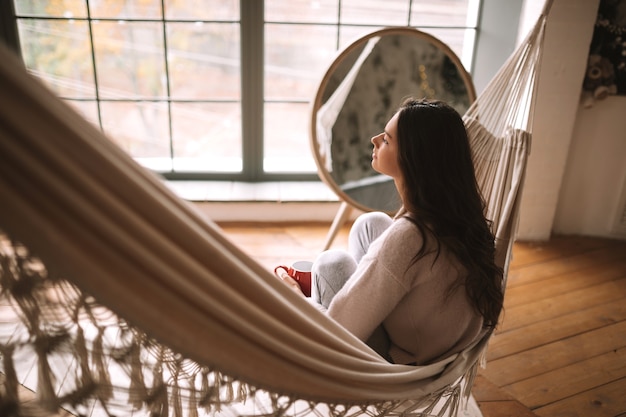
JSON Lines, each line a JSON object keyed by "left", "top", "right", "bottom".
{"left": 0, "top": 4, "right": 550, "bottom": 415}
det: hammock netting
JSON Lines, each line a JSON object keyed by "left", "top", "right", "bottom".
{"left": 0, "top": 6, "right": 548, "bottom": 417}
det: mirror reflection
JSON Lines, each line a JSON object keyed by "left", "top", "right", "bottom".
{"left": 311, "top": 27, "right": 476, "bottom": 213}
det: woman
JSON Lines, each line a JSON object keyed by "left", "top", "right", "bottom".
{"left": 277, "top": 98, "right": 503, "bottom": 365}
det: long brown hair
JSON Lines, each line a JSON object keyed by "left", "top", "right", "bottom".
{"left": 395, "top": 98, "right": 503, "bottom": 328}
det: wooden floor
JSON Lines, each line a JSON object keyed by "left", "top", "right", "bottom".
{"left": 217, "top": 220, "right": 626, "bottom": 417}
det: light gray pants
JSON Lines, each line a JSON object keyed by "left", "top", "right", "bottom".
{"left": 311, "top": 211, "right": 393, "bottom": 307}
{"left": 311, "top": 211, "right": 393, "bottom": 360}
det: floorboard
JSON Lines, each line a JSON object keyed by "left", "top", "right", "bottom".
{"left": 506, "top": 347, "right": 626, "bottom": 409}
{"left": 533, "top": 377, "right": 626, "bottom": 417}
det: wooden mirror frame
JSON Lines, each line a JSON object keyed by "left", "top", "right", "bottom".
{"left": 310, "top": 27, "right": 477, "bottom": 220}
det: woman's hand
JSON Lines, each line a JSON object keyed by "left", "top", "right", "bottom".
{"left": 275, "top": 267, "right": 305, "bottom": 297}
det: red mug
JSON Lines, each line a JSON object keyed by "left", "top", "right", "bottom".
{"left": 274, "top": 260, "right": 313, "bottom": 297}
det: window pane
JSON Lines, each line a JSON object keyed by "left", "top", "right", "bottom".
{"left": 265, "top": 0, "right": 338, "bottom": 24}
{"left": 92, "top": 21, "right": 166, "bottom": 99}
{"left": 89, "top": 0, "right": 161, "bottom": 19}
{"left": 265, "top": 24, "right": 337, "bottom": 100}
{"left": 167, "top": 22, "right": 240, "bottom": 100}
{"left": 100, "top": 101, "right": 170, "bottom": 161}
{"left": 264, "top": 103, "right": 316, "bottom": 173}
{"left": 410, "top": 0, "right": 471, "bottom": 27}
{"left": 66, "top": 100, "right": 100, "bottom": 127}
{"left": 341, "top": 0, "right": 409, "bottom": 26}
{"left": 171, "top": 102, "right": 242, "bottom": 173}
{"left": 339, "top": 25, "right": 386, "bottom": 49}
{"left": 17, "top": 19, "right": 95, "bottom": 98}
{"left": 14, "top": 0, "right": 87, "bottom": 17}
{"left": 165, "top": 0, "right": 239, "bottom": 20}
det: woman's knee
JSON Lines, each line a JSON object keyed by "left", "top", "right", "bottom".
{"left": 313, "top": 250, "right": 356, "bottom": 284}
{"left": 311, "top": 250, "right": 356, "bottom": 307}
{"left": 352, "top": 212, "right": 393, "bottom": 234}
{"left": 349, "top": 212, "right": 392, "bottom": 261}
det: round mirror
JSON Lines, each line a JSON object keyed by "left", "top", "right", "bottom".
{"left": 310, "top": 27, "right": 477, "bottom": 214}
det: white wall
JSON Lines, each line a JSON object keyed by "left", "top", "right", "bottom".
{"left": 514, "top": 0, "right": 626, "bottom": 241}
{"left": 515, "top": 0, "right": 601, "bottom": 241}
{"left": 553, "top": 97, "right": 626, "bottom": 238}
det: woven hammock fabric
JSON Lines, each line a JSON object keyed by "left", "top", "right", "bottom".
{"left": 0, "top": 6, "right": 546, "bottom": 416}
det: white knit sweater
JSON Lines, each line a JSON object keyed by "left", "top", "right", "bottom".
{"left": 327, "top": 217, "right": 485, "bottom": 365}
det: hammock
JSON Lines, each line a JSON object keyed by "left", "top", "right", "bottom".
{"left": 0, "top": 5, "right": 547, "bottom": 416}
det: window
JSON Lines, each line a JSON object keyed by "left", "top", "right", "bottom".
{"left": 6, "top": 0, "right": 479, "bottom": 181}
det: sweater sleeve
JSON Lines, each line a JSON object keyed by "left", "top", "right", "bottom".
{"left": 326, "top": 219, "right": 423, "bottom": 342}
